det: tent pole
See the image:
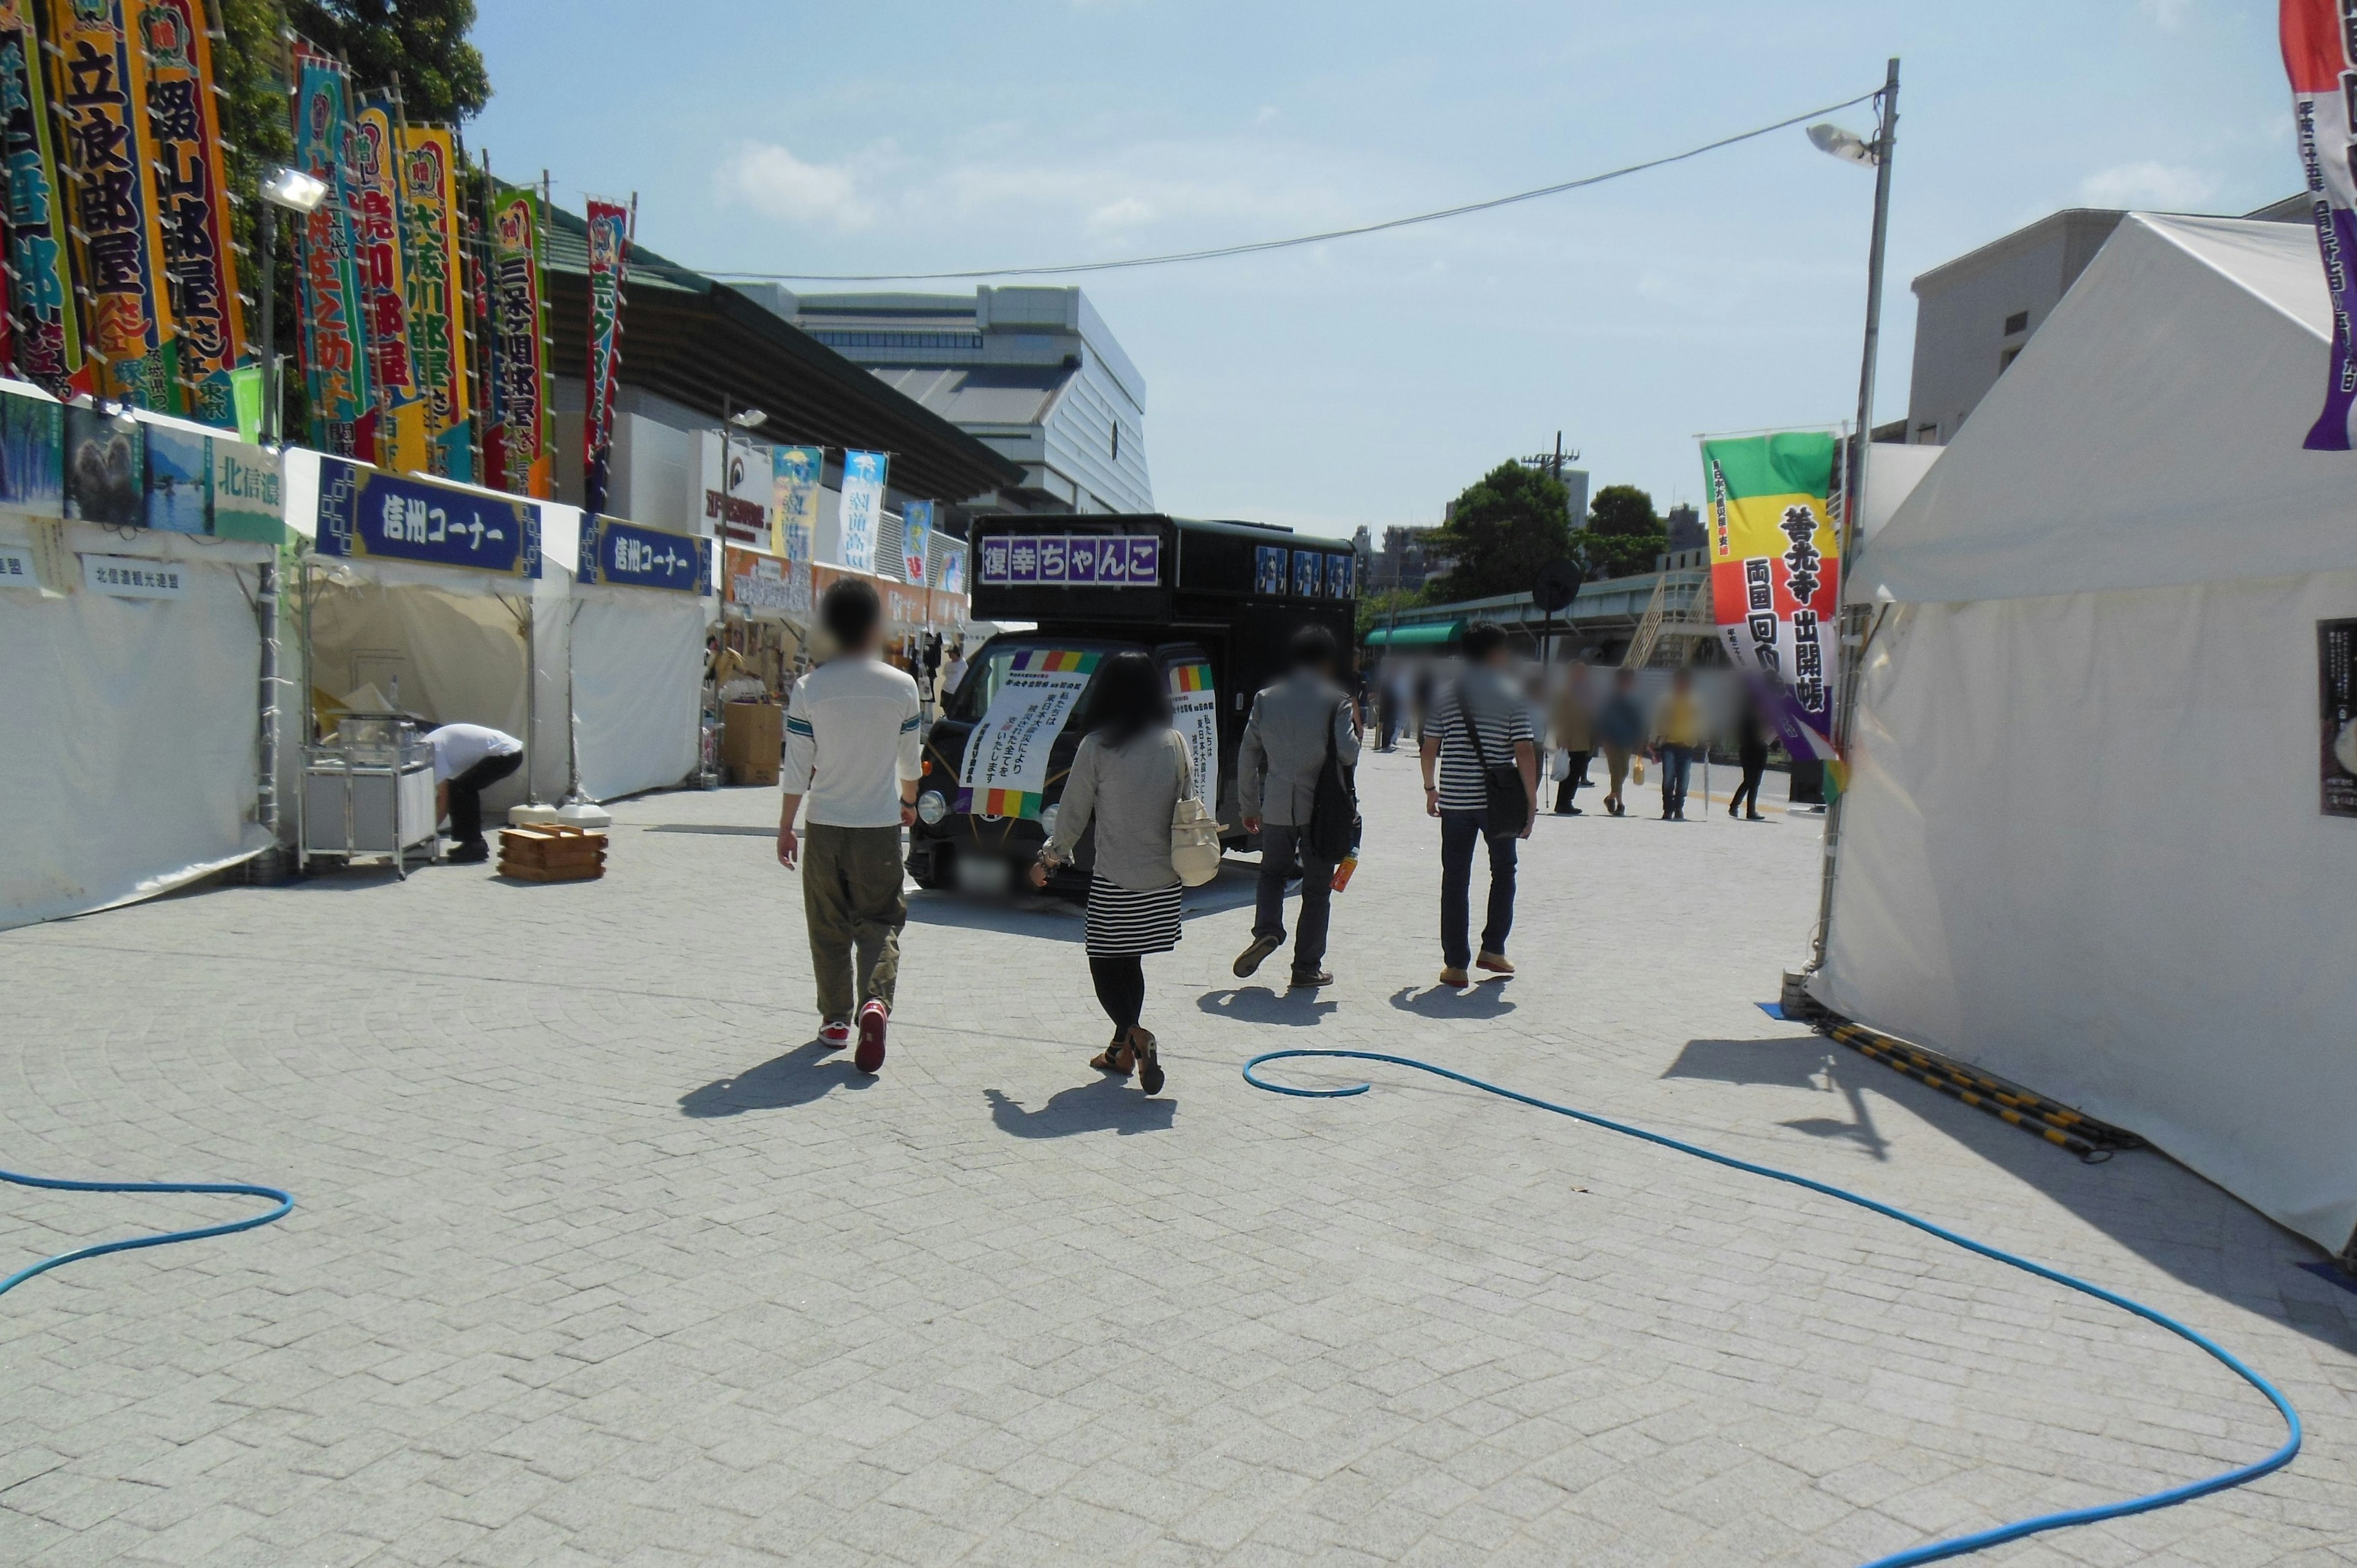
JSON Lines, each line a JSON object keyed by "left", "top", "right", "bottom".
{"left": 524, "top": 589, "right": 545, "bottom": 806}
{"left": 1806, "top": 55, "right": 1898, "bottom": 978}
{"left": 254, "top": 554, "right": 282, "bottom": 879}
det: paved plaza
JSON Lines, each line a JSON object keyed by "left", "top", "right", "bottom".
{"left": 3, "top": 752, "right": 2354, "bottom": 1567}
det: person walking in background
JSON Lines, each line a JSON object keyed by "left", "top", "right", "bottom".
{"left": 1651, "top": 666, "right": 1704, "bottom": 822}
{"left": 1549, "top": 659, "right": 1594, "bottom": 816}
{"left": 1595, "top": 668, "right": 1644, "bottom": 818}
{"left": 776, "top": 579, "right": 922, "bottom": 1075}
{"left": 1234, "top": 625, "right": 1360, "bottom": 989}
{"left": 1031, "top": 651, "right": 1194, "bottom": 1096}
{"left": 1374, "top": 661, "right": 1401, "bottom": 752}
{"left": 427, "top": 722, "right": 523, "bottom": 864}
{"left": 1730, "top": 683, "right": 1771, "bottom": 821}
{"left": 1420, "top": 622, "right": 1538, "bottom": 989}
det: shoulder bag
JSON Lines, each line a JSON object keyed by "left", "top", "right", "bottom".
{"left": 1307, "top": 698, "right": 1359, "bottom": 865}
{"left": 1458, "top": 678, "right": 1531, "bottom": 841}
{"left": 1169, "top": 736, "right": 1223, "bottom": 886}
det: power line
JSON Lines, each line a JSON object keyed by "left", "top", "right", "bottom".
{"left": 697, "top": 87, "right": 1883, "bottom": 284}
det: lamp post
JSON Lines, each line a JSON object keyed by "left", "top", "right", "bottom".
{"left": 1802, "top": 56, "right": 1900, "bottom": 981}
{"left": 249, "top": 166, "right": 329, "bottom": 880}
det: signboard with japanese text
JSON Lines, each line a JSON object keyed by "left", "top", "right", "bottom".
{"left": 837, "top": 449, "right": 886, "bottom": 574}
{"left": 141, "top": 0, "right": 243, "bottom": 428}
{"left": 81, "top": 552, "right": 184, "bottom": 597}
{"left": 0, "top": 2, "right": 80, "bottom": 398}
{"left": 290, "top": 47, "right": 370, "bottom": 455}
{"left": 0, "top": 543, "right": 35, "bottom": 585}
{"left": 900, "top": 498, "right": 932, "bottom": 585}
{"left": 210, "top": 437, "right": 282, "bottom": 544}
{"left": 770, "top": 442, "right": 820, "bottom": 559}
{"left": 581, "top": 198, "right": 630, "bottom": 519}
{"left": 976, "top": 531, "right": 1161, "bottom": 587}
{"left": 1700, "top": 431, "right": 1841, "bottom": 761}
{"left": 313, "top": 456, "right": 539, "bottom": 577}
{"left": 484, "top": 183, "right": 551, "bottom": 497}
{"left": 726, "top": 544, "right": 810, "bottom": 618}
{"left": 350, "top": 96, "right": 424, "bottom": 472}
{"left": 578, "top": 514, "right": 709, "bottom": 593}
{"left": 700, "top": 430, "right": 769, "bottom": 545}
{"left": 1168, "top": 660, "right": 1219, "bottom": 821}
{"left": 47, "top": 0, "right": 176, "bottom": 410}
{"left": 954, "top": 648, "right": 1098, "bottom": 819}
{"left": 398, "top": 126, "right": 470, "bottom": 480}
{"left": 2323, "top": 619, "right": 2357, "bottom": 817}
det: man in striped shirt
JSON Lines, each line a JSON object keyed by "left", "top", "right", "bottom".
{"left": 1419, "top": 622, "right": 1539, "bottom": 989}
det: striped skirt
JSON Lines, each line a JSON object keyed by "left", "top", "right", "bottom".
{"left": 1085, "top": 874, "right": 1183, "bottom": 957}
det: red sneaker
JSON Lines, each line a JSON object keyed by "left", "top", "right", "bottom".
{"left": 818, "top": 1021, "right": 851, "bottom": 1051}
{"left": 854, "top": 1001, "right": 888, "bottom": 1074}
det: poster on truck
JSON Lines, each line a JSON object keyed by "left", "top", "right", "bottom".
{"left": 1169, "top": 660, "right": 1219, "bottom": 819}
{"left": 955, "top": 648, "right": 1099, "bottom": 819}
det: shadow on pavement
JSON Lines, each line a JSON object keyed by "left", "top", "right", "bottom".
{"left": 983, "top": 1080, "right": 1174, "bottom": 1137}
{"left": 678, "top": 1040, "right": 875, "bottom": 1116}
{"left": 904, "top": 890, "right": 1084, "bottom": 944}
{"left": 1197, "top": 986, "right": 1339, "bottom": 1027}
{"left": 1388, "top": 982, "right": 1515, "bottom": 1019}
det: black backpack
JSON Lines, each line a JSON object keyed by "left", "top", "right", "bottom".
{"left": 1307, "top": 700, "right": 1359, "bottom": 863}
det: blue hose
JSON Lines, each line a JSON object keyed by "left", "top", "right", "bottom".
{"left": 1, "top": 1165, "right": 293, "bottom": 1301}
{"left": 1243, "top": 1049, "right": 2300, "bottom": 1567}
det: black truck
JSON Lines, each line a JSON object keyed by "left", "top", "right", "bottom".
{"left": 908, "top": 514, "right": 1358, "bottom": 892}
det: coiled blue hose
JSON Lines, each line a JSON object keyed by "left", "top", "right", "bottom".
{"left": 1243, "top": 1048, "right": 2301, "bottom": 1568}
{"left": 1, "top": 1166, "right": 293, "bottom": 1301}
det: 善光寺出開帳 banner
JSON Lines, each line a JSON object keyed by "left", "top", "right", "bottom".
{"left": 2282, "top": 0, "right": 2357, "bottom": 449}
{"left": 0, "top": 1, "right": 77, "bottom": 398}
{"left": 398, "top": 126, "right": 470, "bottom": 480}
{"left": 486, "top": 183, "right": 551, "bottom": 498}
{"left": 141, "top": 0, "right": 244, "bottom": 428}
{"left": 290, "top": 45, "right": 371, "bottom": 456}
{"left": 46, "top": 0, "right": 176, "bottom": 410}
{"left": 955, "top": 649, "right": 1102, "bottom": 819}
{"left": 1700, "top": 431, "right": 1841, "bottom": 760}
{"left": 581, "top": 198, "right": 630, "bottom": 519}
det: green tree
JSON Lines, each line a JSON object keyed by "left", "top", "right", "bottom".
{"left": 1355, "top": 585, "right": 1428, "bottom": 644}
{"left": 288, "top": 0, "right": 492, "bottom": 120}
{"left": 1574, "top": 484, "right": 1668, "bottom": 579}
{"left": 1424, "top": 462, "right": 1574, "bottom": 603}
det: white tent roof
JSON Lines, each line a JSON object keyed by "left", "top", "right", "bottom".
{"left": 1865, "top": 214, "right": 2357, "bottom": 604}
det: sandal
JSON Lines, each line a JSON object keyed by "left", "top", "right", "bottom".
{"left": 1131, "top": 1027, "right": 1164, "bottom": 1096}
{"left": 1089, "top": 1033, "right": 1136, "bottom": 1076}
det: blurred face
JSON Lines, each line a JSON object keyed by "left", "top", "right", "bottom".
{"left": 1673, "top": 671, "right": 1692, "bottom": 693}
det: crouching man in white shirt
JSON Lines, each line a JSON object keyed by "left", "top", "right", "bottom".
{"left": 776, "top": 578, "right": 922, "bottom": 1074}
{"left": 427, "top": 722, "right": 524, "bottom": 864}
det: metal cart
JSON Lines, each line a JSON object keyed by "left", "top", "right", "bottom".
{"left": 300, "top": 713, "right": 439, "bottom": 878}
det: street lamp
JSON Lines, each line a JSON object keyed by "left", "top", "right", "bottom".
{"left": 1805, "top": 123, "right": 1876, "bottom": 168}
{"left": 256, "top": 164, "right": 328, "bottom": 446}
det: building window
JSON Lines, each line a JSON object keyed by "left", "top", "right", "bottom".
{"left": 1914, "top": 422, "right": 1938, "bottom": 444}
{"left": 1999, "top": 346, "right": 2021, "bottom": 373}
{"left": 2003, "top": 310, "right": 2029, "bottom": 336}
{"left": 1110, "top": 423, "right": 1120, "bottom": 462}
{"left": 807, "top": 330, "right": 986, "bottom": 353}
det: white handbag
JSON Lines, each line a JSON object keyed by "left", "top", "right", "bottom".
{"left": 1170, "top": 795, "right": 1223, "bottom": 886}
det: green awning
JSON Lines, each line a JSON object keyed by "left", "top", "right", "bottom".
{"left": 1365, "top": 620, "right": 1463, "bottom": 647}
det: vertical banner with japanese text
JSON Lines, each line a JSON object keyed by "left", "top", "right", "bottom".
{"left": 45, "top": 0, "right": 176, "bottom": 409}
{"left": 138, "top": 0, "right": 242, "bottom": 427}
{"left": 290, "top": 46, "right": 370, "bottom": 455}
{"left": 581, "top": 196, "right": 630, "bottom": 519}
{"left": 900, "top": 498, "right": 931, "bottom": 584}
{"left": 2281, "top": 1, "right": 2357, "bottom": 449}
{"left": 397, "top": 125, "right": 470, "bottom": 479}
{"left": 770, "top": 442, "right": 821, "bottom": 560}
{"left": 350, "top": 95, "right": 424, "bottom": 472}
{"left": 837, "top": 449, "right": 887, "bottom": 575}
{"left": 0, "top": 0, "right": 79, "bottom": 396}
{"left": 484, "top": 182, "right": 549, "bottom": 498}
{"left": 1700, "top": 431, "right": 1842, "bottom": 760}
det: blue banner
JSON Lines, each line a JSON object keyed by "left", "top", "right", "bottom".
{"left": 578, "top": 514, "right": 710, "bottom": 593}
{"left": 314, "top": 458, "right": 540, "bottom": 576}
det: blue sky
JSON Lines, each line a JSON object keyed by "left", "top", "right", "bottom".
{"left": 471, "top": 1, "right": 2294, "bottom": 533}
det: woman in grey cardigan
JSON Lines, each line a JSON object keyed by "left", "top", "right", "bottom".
{"left": 1029, "top": 651, "right": 1193, "bottom": 1095}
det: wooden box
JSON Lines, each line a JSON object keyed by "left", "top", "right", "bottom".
{"left": 497, "top": 824, "right": 608, "bottom": 883}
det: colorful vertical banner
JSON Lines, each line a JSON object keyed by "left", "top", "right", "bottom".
{"left": 484, "top": 182, "right": 550, "bottom": 498}
{"left": 397, "top": 126, "right": 470, "bottom": 479}
{"left": 290, "top": 46, "right": 370, "bottom": 456}
{"left": 1700, "top": 431, "right": 1843, "bottom": 760}
{"left": 2282, "top": 1, "right": 2357, "bottom": 449}
{"left": 580, "top": 196, "right": 630, "bottom": 518}
{"left": 901, "top": 498, "right": 932, "bottom": 584}
{"left": 138, "top": 0, "right": 242, "bottom": 427}
{"left": 350, "top": 95, "right": 425, "bottom": 471}
{"left": 838, "top": 449, "right": 887, "bottom": 574}
{"left": 0, "top": 1, "right": 80, "bottom": 396}
{"left": 770, "top": 442, "right": 820, "bottom": 559}
{"left": 46, "top": 0, "right": 176, "bottom": 409}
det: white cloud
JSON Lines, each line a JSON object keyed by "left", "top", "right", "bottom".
{"left": 2140, "top": 0, "right": 2192, "bottom": 28}
{"left": 715, "top": 142, "right": 873, "bottom": 231}
{"left": 1086, "top": 196, "right": 1156, "bottom": 233}
{"left": 2077, "top": 160, "right": 2218, "bottom": 209}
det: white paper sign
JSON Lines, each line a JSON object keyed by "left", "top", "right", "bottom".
{"left": 1172, "top": 687, "right": 1220, "bottom": 819}
{"left": 82, "top": 554, "right": 188, "bottom": 599}
{"left": 0, "top": 545, "right": 37, "bottom": 589}
{"left": 956, "top": 662, "right": 1091, "bottom": 818}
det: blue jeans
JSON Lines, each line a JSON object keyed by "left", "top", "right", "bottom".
{"left": 1253, "top": 822, "right": 1334, "bottom": 975}
{"left": 1658, "top": 745, "right": 1695, "bottom": 816}
{"left": 1439, "top": 811, "right": 1517, "bottom": 969}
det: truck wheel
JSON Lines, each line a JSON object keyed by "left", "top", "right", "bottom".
{"left": 910, "top": 843, "right": 955, "bottom": 891}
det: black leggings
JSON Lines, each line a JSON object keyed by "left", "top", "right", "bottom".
{"left": 1089, "top": 954, "right": 1145, "bottom": 1033}
{"left": 1731, "top": 753, "right": 1767, "bottom": 814}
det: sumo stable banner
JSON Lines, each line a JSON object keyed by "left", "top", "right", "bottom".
{"left": 290, "top": 46, "right": 371, "bottom": 456}
{"left": 1701, "top": 431, "right": 1841, "bottom": 760}
{"left": 955, "top": 648, "right": 1098, "bottom": 819}
{"left": 484, "top": 182, "right": 551, "bottom": 498}
{"left": 350, "top": 95, "right": 425, "bottom": 473}
{"left": 580, "top": 197, "right": 630, "bottom": 520}
{"left": 141, "top": 0, "right": 243, "bottom": 428}
{"left": 397, "top": 126, "right": 470, "bottom": 480}
{"left": 2282, "top": 0, "right": 2357, "bottom": 449}
{"left": 0, "top": 1, "right": 79, "bottom": 397}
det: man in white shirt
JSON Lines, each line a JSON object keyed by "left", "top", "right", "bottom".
{"left": 778, "top": 579, "right": 923, "bottom": 1073}
{"left": 426, "top": 722, "right": 523, "bottom": 863}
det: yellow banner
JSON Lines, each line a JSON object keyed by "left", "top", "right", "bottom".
{"left": 398, "top": 126, "right": 472, "bottom": 481}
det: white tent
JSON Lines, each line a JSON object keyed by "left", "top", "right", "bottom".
{"left": 1817, "top": 214, "right": 2357, "bottom": 1254}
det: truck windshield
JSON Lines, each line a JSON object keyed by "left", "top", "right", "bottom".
{"left": 947, "top": 642, "right": 1118, "bottom": 723}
